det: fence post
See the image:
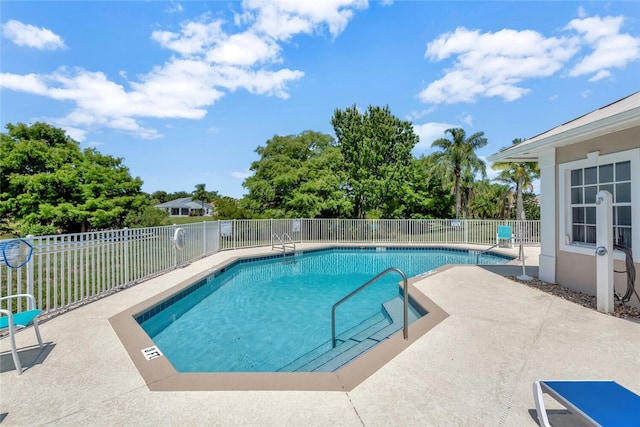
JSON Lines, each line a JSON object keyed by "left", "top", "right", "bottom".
{"left": 464, "top": 220, "right": 468, "bottom": 244}
{"left": 26, "top": 235, "right": 35, "bottom": 309}
{"left": 445, "top": 220, "right": 448, "bottom": 244}
{"left": 124, "top": 228, "right": 130, "bottom": 287}
{"left": 203, "top": 221, "right": 207, "bottom": 256}
{"left": 173, "top": 224, "right": 178, "bottom": 269}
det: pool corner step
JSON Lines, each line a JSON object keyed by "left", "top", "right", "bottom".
{"left": 277, "top": 312, "right": 388, "bottom": 372}
{"left": 278, "top": 296, "right": 421, "bottom": 373}
{"left": 309, "top": 338, "right": 380, "bottom": 372}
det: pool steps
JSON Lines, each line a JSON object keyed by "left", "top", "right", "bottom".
{"left": 277, "top": 312, "right": 387, "bottom": 372}
{"left": 278, "top": 296, "right": 420, "bottom": 372}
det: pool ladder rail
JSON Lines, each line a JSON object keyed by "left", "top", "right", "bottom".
{"left": 271, "top": 232, "right": 296, "bottom": 255}
{"left": 474, "top": 243, "right": 500, "bottom": 264}
{"left": 331, "top": 267, "right": 409, "bottom": 348}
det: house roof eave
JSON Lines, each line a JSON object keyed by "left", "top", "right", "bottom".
{"left": 488, "top": 106, "right": 640, "bottom": 163}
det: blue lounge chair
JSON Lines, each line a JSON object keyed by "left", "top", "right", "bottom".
{"left": 0, "top": 294, "right": 44, "bottom": 374}
{"left": 533, "top": 380, "right": 640, "bottom": 426}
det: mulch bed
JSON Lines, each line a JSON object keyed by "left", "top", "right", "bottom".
{"left": 508, "top": 276, "right": 640, "bottom": 323}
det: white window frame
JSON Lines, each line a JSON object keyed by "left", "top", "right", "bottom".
{"left": 559, "top": 148, "right": 639, "bottom": 259}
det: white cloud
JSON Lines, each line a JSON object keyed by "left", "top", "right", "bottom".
{"left": 211, "top": 65, "right": 304, "bottom": 98}
{"left": 459, "top": 113, "right": 473, "bottom": 127}
{"left": 412, "top": 122, "right": 457, "bottom": 152}
{"left": 577, "top": 6, "right": 587, "bottom": 19}
{"left": 244, "top": 0, "right": 368, "bottom": 41}
{"left": 206, "top": 31, "right": 281, "bottom": 66}
{"left": 420, "top": 27, "right": 578, "bottom": 104}
{"left": 2, "top": 1, "right": 366, "bottom": 140}
{"left": 567, "top": 15, "right": 640, "bottom": 79}
{"left": 152, "top": 19, "right": 225, "bottom": 57}
{"left": 62, "top": 126, "right": 87, "bottom": 142}
{"left": 0, "top": 72, "right": 49, "bottom": 94}
{"left": 0, "top": 64, "right": 221, "bottom": 139}
{"left": 407, "top": 106, "right": 436, "bottom": 121}
{"left": 232, "top": 170, "right": 252, "bottom": 179}
{"left": 2, "top": 19, "right": 66, "bottom": 50}
{"left": 166, "top": 1, "right": 183, "bottom": 14}
{"left": 588, "top": 69, "right": 612, "bottom": 82}
{"left": 131, "top": 59, "right": 225, "bottom": 118}
{"left": 419, "top": 12, "right": 640, "bottom": 105}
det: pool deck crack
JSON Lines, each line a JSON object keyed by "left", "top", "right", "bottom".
{"left": 497, "top": 297, "right": 554, "bottom": 427}
{"left": 345, "top": 391, "right": 366, "bottom": 426}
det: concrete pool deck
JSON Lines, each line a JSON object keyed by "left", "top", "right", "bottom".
{"left": 1, "top": 244, "right": 639, "bottom": 426}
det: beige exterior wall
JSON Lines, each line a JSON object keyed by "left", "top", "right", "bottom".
{"left": 556, "top": 126, "right": 640, "bottom": 162}
{"left": 554, "top": 127, "right": 640, "bottom": 308}
{"left": 556, "top": 252, "right": 639, "bottom": 308}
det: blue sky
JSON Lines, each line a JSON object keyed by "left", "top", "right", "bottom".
{"left": 2, "top": 1, "right": 639, "bottom": 199}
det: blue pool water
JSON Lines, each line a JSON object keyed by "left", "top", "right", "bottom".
{"left": 138, "top": 247, "right": 510, "bottom": 372}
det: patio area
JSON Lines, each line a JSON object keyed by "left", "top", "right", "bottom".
{"left": 1, "top": 245, "right": 639, "bottom": 426}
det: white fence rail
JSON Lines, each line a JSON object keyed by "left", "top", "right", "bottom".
{"left": 1, "top": 219, "right": 538, "bottom": 315}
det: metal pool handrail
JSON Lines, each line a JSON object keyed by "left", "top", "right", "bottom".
{"left": 271, "top": 232, "right": 296, "bottom": 254}
{"left": 331, "top": 267, "right": 409, "bottom": 348}
{"left": 475, "top": 243, "right": 499, "bottom": 263}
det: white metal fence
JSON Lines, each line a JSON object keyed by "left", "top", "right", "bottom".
{"left": 1, "top": 219, "right": 539, "bottom": 315}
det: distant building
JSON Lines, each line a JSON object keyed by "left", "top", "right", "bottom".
{"left": 155, "top": 197, "right": 213, "bottom": 217}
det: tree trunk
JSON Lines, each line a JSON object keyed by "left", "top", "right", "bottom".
{"left": 454, "top": 172, "right": 461, "bottom": 219}
{"left": 516, "top": 176, "right": 525, "bottom": 221}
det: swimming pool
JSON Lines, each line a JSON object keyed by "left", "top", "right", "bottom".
{"left": 135, "top": 247, "right": 510, "bottom": 373}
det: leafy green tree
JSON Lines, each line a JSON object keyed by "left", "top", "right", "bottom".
{"left": 285, "top": 141, "right": 351, "bottom": 218}
{"left": 1, "top": 122, "right": 147, "bottom": 235}
{"left": 522, "top": 191, "right": 540, "bottom": 220}
{"left": 243, "top": 131, "right": 350, "bottom": 218}
{"left": 125, "top": 204, "right": 169, "bottom": 227}
{"left": 214, "top": 196, "right": 249, "bottom": 219}
{"left": 491, "top": 138, "right": 540, "bottom": 220}
{"left": 78, "top": 148, "right": 147, "bottom": 230}
{"left": 192, "top": 183, "right": 209, "bottom": 216}
{"left": 430, "top": 128, "right": 488, "bottom": 219}
{"left": 403, "top": 156, "right": 454, "bottom": 218}
{"left": 1, "top": 122, "right": 82, "bottom": 233}
{"left": 169, "top": 191, "right": 191, "bottom": 200}
{"left": 150, "top": 191, "right": 170, "bottom": 204}
{"left": 331, "top": 105, "right": 418, "bottom": 218}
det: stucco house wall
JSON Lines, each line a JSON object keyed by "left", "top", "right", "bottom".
{"left": 554, "top": 128, "right": 640, "bottom": 304}
{"left": 489, "top": 92, "right": 640, "bottom": 309}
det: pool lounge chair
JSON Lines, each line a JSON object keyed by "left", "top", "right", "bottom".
{"left": 497, "top": 225, "right": 514, "bottom": 248}
{"left": 0, "top": 294, "right": 44, "bottom": 374}
{"left": 533, "top": 380, "right": 640, "bottom": 426}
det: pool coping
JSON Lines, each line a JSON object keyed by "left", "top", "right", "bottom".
{"left": 107, "top": 245, "right": 511, "bottom": 391}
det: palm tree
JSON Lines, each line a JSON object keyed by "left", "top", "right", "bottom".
{"left": 491, "top": 139, "right": 540, "bottom": 221}
{"left": 431, "top": 128, "right": 488, "bottom": 218}
{"left": 192, "top": 183, "right": 209, "bottom": 216}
